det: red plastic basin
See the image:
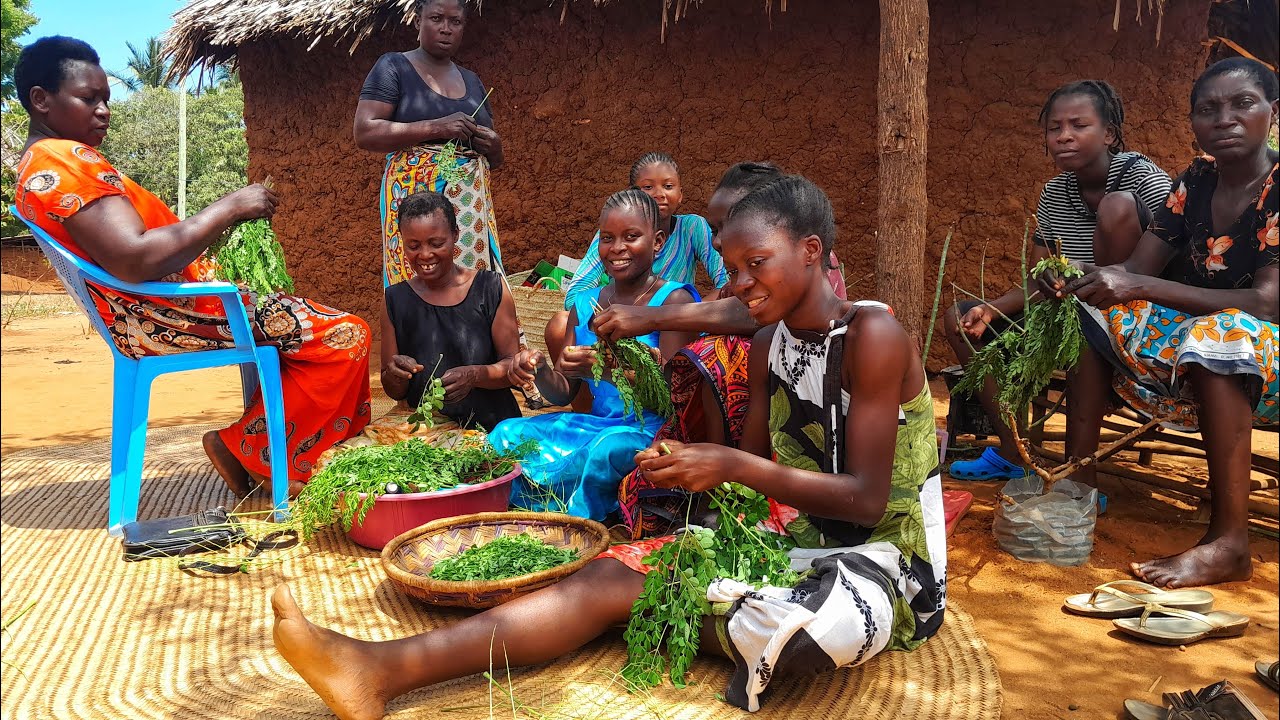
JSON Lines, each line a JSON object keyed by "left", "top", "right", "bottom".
{"left": 345, "top": 465, "right": 521, "bottom": 550}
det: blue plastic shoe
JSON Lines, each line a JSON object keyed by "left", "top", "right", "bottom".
{"left": 949, "top": 447, "right": 1028, "bottom": 481}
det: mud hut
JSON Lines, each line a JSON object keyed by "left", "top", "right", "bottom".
{"left": 166, "top": 0, "right": 1231, "bottom": 365}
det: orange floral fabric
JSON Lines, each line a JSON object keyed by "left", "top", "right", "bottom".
{"left": 16, "top": 139, "right": 372, "bottom": 480}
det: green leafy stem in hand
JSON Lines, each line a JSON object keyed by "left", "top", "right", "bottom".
{"left": 408, "top": 356, "right": 446, "bottom": 433}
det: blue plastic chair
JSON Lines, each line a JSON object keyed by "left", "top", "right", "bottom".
{"left": 13, "top": 208, "right": 290, "bottom": 534}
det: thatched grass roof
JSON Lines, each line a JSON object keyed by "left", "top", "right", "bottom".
{"left": 162, "top": 0, "right": 748, "bottom": 76}
{"left": 164, "top": 0, "right": 1167, "bottom": 79}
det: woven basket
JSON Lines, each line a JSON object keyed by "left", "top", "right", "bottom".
{"left": 381, "top": 511, "right": 610, "bottom": 608}
{"left": 508, "top": 269, "right": 567, "bottom": 354}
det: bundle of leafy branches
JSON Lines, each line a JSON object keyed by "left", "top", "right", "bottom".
{"left": 622, "top": 483, "right": 800, "bottom": 689}
{"left": 954, "top": 255, "right": 1085, "bottom": 424}
{"left": 289, "top": 436, "right": 537, "bottom": 539}
{"left": 592, "top": 338, "right": 674, "bottom": 422}
{"left": 210, "top": 218, "right": 294, "bottom": 305}
{"left": 427, "top": 534, "right": 579, "bottom": 582}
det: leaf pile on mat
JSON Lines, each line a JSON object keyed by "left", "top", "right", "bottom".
{"left": 622, "top": 482, "right": 800, "bottom": 689}
{"left": 427, "top": 534, "right": 579, "bottom": 582}
{"left": 289, "top": 436, "right": 537, "bottom": 539}
{"left": 209, "top": 219, "right": 294, "bottom": 305}
{"left": 591, "top": 338, "right": 673, "bottom": 422}
{"left": 954, "top": 255, "right": 1085, "bottom": 424}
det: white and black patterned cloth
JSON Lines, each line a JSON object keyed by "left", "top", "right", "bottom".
{"left": 712, "top": 302, "right": 947, "bottom": 712}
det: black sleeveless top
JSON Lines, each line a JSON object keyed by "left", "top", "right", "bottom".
{"left": 384, "top": 271, "right": 520, "bottom": 431}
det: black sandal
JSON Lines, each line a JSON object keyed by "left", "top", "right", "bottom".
{"left": 1257, "top": 661, "right": 1279, "bottom": 693}
{"left": 1123, "top": 680, "right": 1267, "bottom": 720}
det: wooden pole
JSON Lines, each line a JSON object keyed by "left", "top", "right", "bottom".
{"left": 876, "top": 0, "right": 930, "bottom": 345}
{"left": 177, "top": 80, "right": 188, "bottom": 219}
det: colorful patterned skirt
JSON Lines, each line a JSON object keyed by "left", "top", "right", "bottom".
{"left": 380, "top": 144, "right": 505, "bottom": 287}
{"left": 1079, "top": 300, "right": 1278, "bottom": 431}
{"left": 86, "top": 282, "right": 373, "bottom": 482}
{"left": 617, "top": 334, "right": 752, "bottom": 538}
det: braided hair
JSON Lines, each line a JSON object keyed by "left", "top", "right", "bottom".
{"left": 398, "top": 191, "right": 459, "bottom": 235}
{"left": 628, "top": 152, "right": 679, "bottom": 185}
{"left": 601, "top": 187, "right": 661, "bottom": 231}
{"left": 714, "top": 161, "right": 783, "bottom": 195}
{"left": 1038, "top": 80, "right": 1127, "bottom": 153}
{"left": 727, "top": 175, "right": 835, "bottom": 264}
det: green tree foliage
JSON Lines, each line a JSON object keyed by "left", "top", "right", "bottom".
{"left": 1, "top": 0, "right": 37, "bottom": 101}
{"left": 98, "top": 78, "right": 248, "bottom": 215}
{"left": 107, "top": 37, "right": 174, "bottom": 92}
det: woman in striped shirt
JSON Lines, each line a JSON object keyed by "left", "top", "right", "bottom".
{"left": 945, "top": 80, "right": 1171, "bottom": 481}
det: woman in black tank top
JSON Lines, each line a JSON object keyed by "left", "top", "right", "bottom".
{"left": 380, "top": 193, "right": 521, "bottom": 431}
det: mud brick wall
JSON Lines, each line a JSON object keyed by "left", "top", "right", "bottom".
{"left": 236, "top": 0, "right": 1208, "bottom": 366}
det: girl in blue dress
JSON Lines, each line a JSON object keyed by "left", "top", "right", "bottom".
{"left": 490, "top": 188, "right": 699, "bottom": 520}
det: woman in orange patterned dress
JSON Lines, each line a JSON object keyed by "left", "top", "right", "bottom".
{"left": 13, "top": 36, "right": 372, "bottom": 497}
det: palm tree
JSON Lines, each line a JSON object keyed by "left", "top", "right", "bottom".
{"left": 107, "top": 37, "right": 173, "bottom": 91}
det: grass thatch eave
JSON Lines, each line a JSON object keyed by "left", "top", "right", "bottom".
{"left": 160, "top": 0, "right": 780, "bottom": 80}
{"left": 163, "top": 0, "right": 1168, "bottom": 82}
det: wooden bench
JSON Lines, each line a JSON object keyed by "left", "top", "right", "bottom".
{"left": 1025, "top": 375, "right": 1279, "bottom": 524}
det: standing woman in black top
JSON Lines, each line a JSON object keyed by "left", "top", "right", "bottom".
{"left": 381, "top": 192, "right": 522, "bottom": 431}
{"left": 356, "top": 0, "right": 506, "bottom": 288}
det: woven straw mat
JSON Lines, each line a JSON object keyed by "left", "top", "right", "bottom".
{"left": 1, "top": 426, "right": 1003, "bottom": 720}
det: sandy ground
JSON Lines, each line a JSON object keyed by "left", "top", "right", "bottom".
{"left": 2, "top": 300, "right": 1278, "bottom": 719}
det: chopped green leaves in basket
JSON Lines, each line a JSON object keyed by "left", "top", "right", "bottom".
{"left": 288, "top": 436, "right": 538, "bottom": 539}
{"left": 209, "top": 218, "right": 294, "bottom": 306}
{"left": 427, "top": 534, "right": 579, "bottom": 581}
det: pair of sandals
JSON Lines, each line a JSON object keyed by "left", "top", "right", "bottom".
{"left": 1063, "top": 580, "right": 1249, "bottom": 645}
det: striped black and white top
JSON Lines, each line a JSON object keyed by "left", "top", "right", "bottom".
{"left": 1033, "top": 151, "right": 1172, "bottom": 264}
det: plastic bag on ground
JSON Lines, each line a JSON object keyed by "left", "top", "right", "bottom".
{"left": 993, "top": 475, "right": 1097, "bottom": 566}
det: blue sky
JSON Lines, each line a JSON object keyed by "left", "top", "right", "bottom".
{"left": 21, "top": 0, "right": 186, "bottom": 90}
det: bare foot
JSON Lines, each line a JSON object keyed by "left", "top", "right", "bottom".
{"left": 1130, "top": 534, "right": 1253, "bottom": 588}
{"left": 249, "top": 469, "right": 305, "bottom": 500}
{"left": 204, "top": 431, "right": 250, "bottom": 497}
{"left": 271, "top": 585, "right": 392, "bottom": 720}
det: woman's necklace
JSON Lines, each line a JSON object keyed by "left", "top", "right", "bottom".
{"left": 603, "top": 275, "right": 659, "bottom": 309}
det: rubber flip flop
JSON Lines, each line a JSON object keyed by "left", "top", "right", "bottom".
{"left": 1257, "top": 660, "right": 1279, "bottom": 692}
{"left": 1114, "top": 604, "right": 1249, "bottom": 646}
{"left": 1122, "top": 699, "right": 1168, "bottom": 720}
{"left": 949, "top": 447, "right": 1027, "bottom": 481}
{"left": 1064, "top": 580, "right": 1214, "bottom": 619}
